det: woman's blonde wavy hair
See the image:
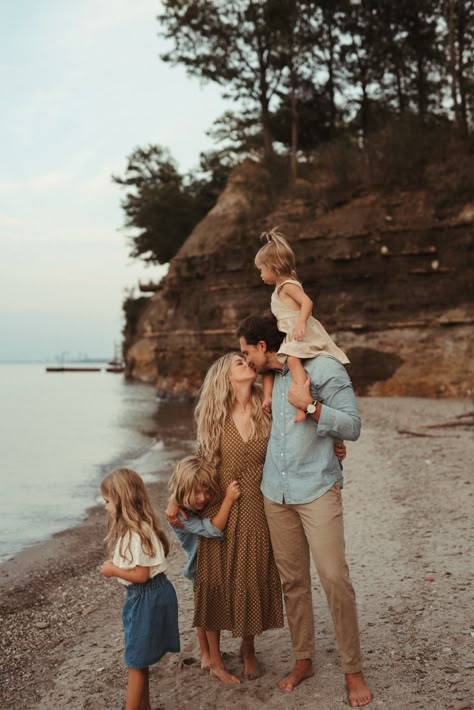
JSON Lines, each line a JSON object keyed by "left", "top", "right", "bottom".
{"left": 168, "top": 455, "right": 221, "bottom": 511}
{"left": 100, "top": 468, "right": 170, "bottom": 560}
{"left": 255, "top": 227, "right": 297, "bottom": 279}
{"left": 194, "top": 352, "right": 271, "bottom": 464}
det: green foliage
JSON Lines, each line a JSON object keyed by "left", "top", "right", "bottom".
{"left": 313, "top": 113, "right": 474, "bottom": 208}
{"left": 314, "top": 134, "right": 368, "bottom": 207}
{"left": 115, "top": 1, "right": 474, "bottom": 268}
{"left": 113, "top": 145, "right": 233, "bottom": 264}
{"left": 158, "top": 0, "right": 290, "bottom": 157}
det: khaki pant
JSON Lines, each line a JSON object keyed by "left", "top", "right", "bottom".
{"left": 264, "top": 484, "right": 362, "bottom": 674}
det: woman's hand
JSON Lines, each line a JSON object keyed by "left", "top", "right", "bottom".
{"left": 165, "top": 498, "right": 187, "bottom": 528}
{"left": 334, "top": 440, "right": 346, "bottom": 461}
{"left": 100, "top": 560, "right": 116, "bottom": 578}
{"left": 225, "top": 480, "right": 241, "bottom": 502}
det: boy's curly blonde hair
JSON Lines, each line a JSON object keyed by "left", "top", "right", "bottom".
{"left": 168, "top": 455, "right": 221, "bottom": 511}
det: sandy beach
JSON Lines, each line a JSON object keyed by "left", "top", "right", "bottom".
{"left": 1, "top": 397, "right": 473, "bottom": 710}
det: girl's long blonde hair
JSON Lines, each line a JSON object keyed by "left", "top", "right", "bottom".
{"left": 168, "top": 455, "right": 221, "bottom": 511}
{"left": 194, "top": 352, "right": 271, "bottom": 464}
{"left": 101, "top": 468, "right": 170, "bottom": 560}
{"left": 255, "top": 227, "right": 297, "bottom": 278}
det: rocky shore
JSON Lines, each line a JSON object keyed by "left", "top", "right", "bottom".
{"left": 1, "top": 397, "right": 473, "bottom": 710}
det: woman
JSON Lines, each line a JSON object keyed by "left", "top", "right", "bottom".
{"left": 167, "top": 352, "right": 284, "bottom": 684}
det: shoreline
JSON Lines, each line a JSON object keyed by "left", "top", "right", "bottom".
{"left": 1, "top": 396, "right": 473, "bottom": 709}
{"left": 0, "top": 388, "right": 196, "bottom": 567}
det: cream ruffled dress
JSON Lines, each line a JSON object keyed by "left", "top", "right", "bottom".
{"left": 272, "top": 279, "right": 349, "bottom": 364}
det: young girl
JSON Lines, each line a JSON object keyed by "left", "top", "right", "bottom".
{"left": 167, "top": 455, "right": 241, "bottom": 680}
{"left": 255, "top": 227, "right": 349, "bottom": 422}
{"left": 100, "top": 468, "right": 180, "bottom": 710}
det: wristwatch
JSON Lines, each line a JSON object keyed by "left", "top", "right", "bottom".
{"left": 306, "top": 399, "right": 318, "bottom": 415}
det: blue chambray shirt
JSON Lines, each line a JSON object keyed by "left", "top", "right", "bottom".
{"left": 172, "top": 513, "right": 223, "bottom": 580}
{"left": 262, "top": 355, "right": 361, "bottom": 504}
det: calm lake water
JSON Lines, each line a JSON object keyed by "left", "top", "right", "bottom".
{"left": 0, "top": 364, "right": 195, "bottom": 563}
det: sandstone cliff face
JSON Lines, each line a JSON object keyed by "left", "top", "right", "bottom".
{"left": 125, "top": 161, "right": 473, "bottom": 398}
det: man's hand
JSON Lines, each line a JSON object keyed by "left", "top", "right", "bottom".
{"left": 334, "top": 441, "right": 346, "bottom": 461}
{"left": 165, "top": 498, "right": 187, "bottom": 528}
{"left": 288, "top": 377, "right": 313, "bottom": 411}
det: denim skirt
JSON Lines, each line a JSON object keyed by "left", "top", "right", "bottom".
{"left": 122, "top": 573, "right": 180, "bottom": 668}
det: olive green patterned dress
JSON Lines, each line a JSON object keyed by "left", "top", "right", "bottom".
{"left": 193, "top": 416, "right": 284, "bottom": 637}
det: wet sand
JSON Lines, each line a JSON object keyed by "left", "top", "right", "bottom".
{"left": 1, "top": 397, "right": 473, "bottom": 710}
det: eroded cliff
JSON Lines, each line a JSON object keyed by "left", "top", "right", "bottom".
{"left": 125, "top": 160, "right": 473, "bottom": 398}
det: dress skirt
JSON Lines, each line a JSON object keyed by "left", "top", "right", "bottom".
{"left": 193, "top": 418, "right": 284, "bottom": 637}
{"left": 122, "top": 573, "right": 180, "bottom": 668}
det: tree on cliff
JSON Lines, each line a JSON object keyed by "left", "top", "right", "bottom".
{"left": 158, "top": 0, "right": 290, "bottom": 160}
{"left": 113, "top": 145, "right": 231, "bottom": 264}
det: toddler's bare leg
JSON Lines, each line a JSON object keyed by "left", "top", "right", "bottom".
{"left": 261, "top": 371, "right": 274, "bottom": 412}
{"left": 287, "top": 356, "right": 307, "bottom": 422}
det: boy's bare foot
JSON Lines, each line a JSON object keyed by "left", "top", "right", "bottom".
{"left": 240, "top": 642, "right": 260, "bottom": 680}
{"left": 293, "top": 408, "right": 307, "bottom": 423}
{"left": 210, "top": 664, "right": 241, "bottom": 685}
{"left": 262, "top": 399, "right": 272, "bottom": 413}
{"left": 345, "top": 672, "right": 372, "bottom": 707}
{"left": 277, "top": 659, "right": 314, "bottom": 691}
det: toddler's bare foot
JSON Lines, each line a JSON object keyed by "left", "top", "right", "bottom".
{"left": 346, "top": 672, "right": 372, "bottom": 707}
{"left": 293, "top": 407, "right": 307, "bottom": 422}
{"left": 210, "top": 664, "right": 241, "bottom": 685}
{"left": 262, "top": 399, "right": 272, "bottom": 413}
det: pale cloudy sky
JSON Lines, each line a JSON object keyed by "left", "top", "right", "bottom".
{"left": 0, "top": 0, "right": 228, "bottom": 361}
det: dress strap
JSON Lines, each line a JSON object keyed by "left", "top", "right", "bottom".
{"left": 276, "top": 279, "right": 303, "bottom": 294}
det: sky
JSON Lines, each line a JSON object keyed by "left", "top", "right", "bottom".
{"left": 0, "top": 0, "right": 229, "bottom": 361}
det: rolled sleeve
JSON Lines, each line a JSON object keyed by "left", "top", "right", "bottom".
{"left": 310, "top": 360, "right": 361, "bottom": 441}
{"left": 179, "top": 515, "right": 224, "bottom": 539}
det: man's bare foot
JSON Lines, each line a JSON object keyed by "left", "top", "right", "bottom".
{"left": 277, "top": 659, "right": 314, "bottom": 691}
{"left": 293, "top": 408, "right": 307, "bottom": 423}
{"left": 345, "top": 672, "right": 372, "bottom": 707}
{"left": 210, "top": 664, "right": 241, "bottom": 685}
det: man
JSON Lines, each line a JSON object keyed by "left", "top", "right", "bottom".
{"left": 237, "top": 313, "right": 372, "bottom": 707}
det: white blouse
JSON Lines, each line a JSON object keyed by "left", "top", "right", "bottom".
{"left": 113, "top": 527, "right": 167, "bottom": 586}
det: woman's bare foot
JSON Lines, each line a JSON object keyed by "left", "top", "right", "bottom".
{"left": 210, "top": 664, "right": 241, "bottom": 685}
{"left": 277, "top": 659, "right": 314, "bottom": 691}
{"left": 345, "top": 672, "right": 372, "bottom": 707}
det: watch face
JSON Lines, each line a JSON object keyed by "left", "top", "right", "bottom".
{"left": 306, "top": 402, "right": 316, "bottom": 414}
